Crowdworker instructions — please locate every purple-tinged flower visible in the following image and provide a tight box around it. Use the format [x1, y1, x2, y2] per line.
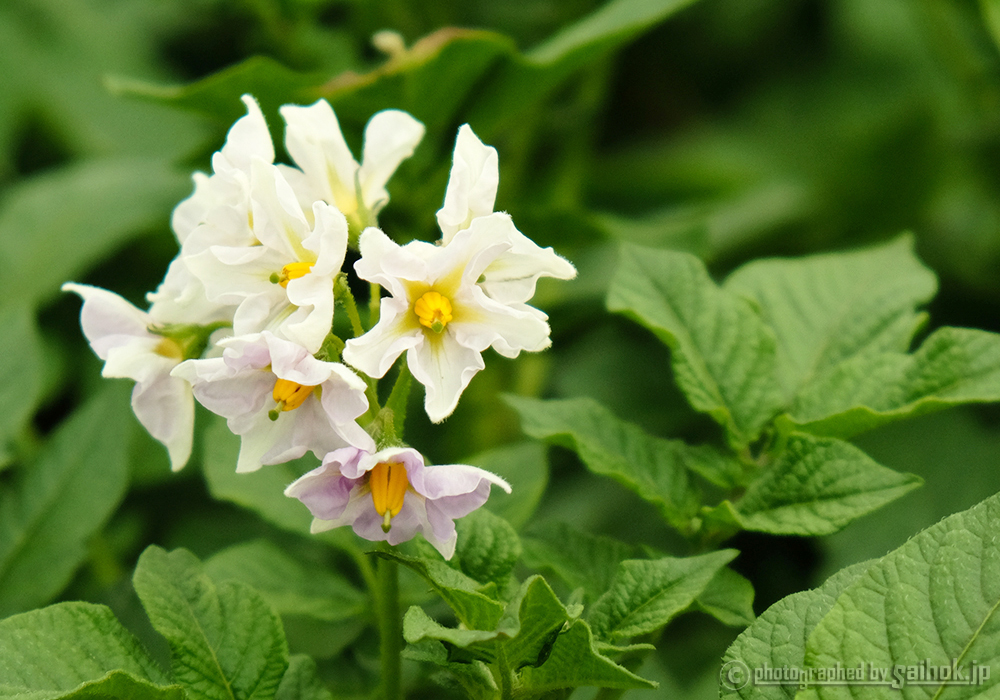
[285, 445, 510, 559]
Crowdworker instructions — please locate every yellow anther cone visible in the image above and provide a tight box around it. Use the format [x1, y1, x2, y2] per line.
[414, 291, 453, 332]
[370, 461, 409, 532]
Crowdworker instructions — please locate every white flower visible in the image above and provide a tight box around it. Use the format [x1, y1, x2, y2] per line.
[62, 283, 194, 471]
[171, 94, 274, 245]
[342, 222, 552, 422]
[437, 124, 576, 305]
[185, 160, 348, 353]
[279, 99, 424, 228]
[285, 445, 510, 559]
[172, 332, 374, 472]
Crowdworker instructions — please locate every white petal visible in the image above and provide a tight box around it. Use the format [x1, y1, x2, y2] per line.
[281, 99, 359, 214]
[437, 124, 498, 243]
[354, 227, 429, 298]
[342, 298, 422, 379]
[221, 95, 275, 173]
[451, 287, 552, 357]
[131, 373, 195, 471]
[62, 283, 150, 358]
[407, 332, 484, 423]
[249, 159, 311, 260]
[357, 110, 425, 214]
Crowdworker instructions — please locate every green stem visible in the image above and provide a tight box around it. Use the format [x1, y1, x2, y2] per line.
[375, 545, 403, 700]
[369, 282, 382, 327]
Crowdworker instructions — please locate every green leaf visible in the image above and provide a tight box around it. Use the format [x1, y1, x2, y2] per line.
[0, 386, 130, 617]
[507, 395, 731, 531]
[0, 158, 190, 309]
[801, 490, 1000, 698]
[0, 602, 173, 699]
[204, 540, 367, 622]
[719, 562, 872, 699]
[694, 567, 756, 628]
[981, 0, 1000, 54]
[274, 655, 333, 700]
[517, 619, 657, 692]
[724, 235, 937, 401]
[607, 244, 783, 448]
[588, 549, 737, 642]
[703, 433, 921, 537]
[453, 509, 522, 587]
[402, 605, 501, 650]
[466, 442, 549, 530]
[0, 305, 43, 461]
[132, 546, 289, 700]
[521, 522, 640, 602]
[375, 550, 505, 631]
[498, 576, 573, 671]
[787, 327, 1000, 438]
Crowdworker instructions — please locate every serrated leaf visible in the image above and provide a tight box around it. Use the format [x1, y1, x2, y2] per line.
[204, 540, 367, 622]
[274, 655, 333, 700]
[466, 442, 549, 530]
[724, 235, 937, 401]
[453, 509, 522, 587]
[787, 327, 1000, 438]
[703, 433, 921, 537]
[588, 549, 737, 642]
[132, 546, 288, 700]
[521, 522, 640, 602]
[498, 576, 572, 671]
[0, 159, 189, 309]
[402, 606, 501, 650]
[375, 551, 504, 631]
[0, 387, 130, 617]
[507, 395, 729, 531]
[798, 492, 1000, 699]
[0, 305, 42, 464]
[0, 602, 172, 700]
[720, 562, 873, 699]
[694, 567, 755, 628]
[518, 619, 657, 692]
[607, 244, 783, 448]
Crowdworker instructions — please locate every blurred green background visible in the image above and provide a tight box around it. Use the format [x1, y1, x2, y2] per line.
[5, 0, 1000, 696]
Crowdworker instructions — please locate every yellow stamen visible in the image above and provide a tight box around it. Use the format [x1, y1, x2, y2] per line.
[414, 291, 453, 333]
[370, 461, 409, 532]
[275, 262, 314, 288]
[269, 379, 316, 421]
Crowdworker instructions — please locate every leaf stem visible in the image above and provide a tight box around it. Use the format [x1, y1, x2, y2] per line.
[375, 543, 402, 700]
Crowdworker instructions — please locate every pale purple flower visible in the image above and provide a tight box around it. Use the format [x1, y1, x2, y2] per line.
[172, 332, 375, 472]
[62, 283, 194, 471]
[285, 445, 511, 559]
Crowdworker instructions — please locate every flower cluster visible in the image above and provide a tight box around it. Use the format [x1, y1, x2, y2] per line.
[65, 95, 572, 556]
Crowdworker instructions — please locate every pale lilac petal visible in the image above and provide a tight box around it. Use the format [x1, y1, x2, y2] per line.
[265, 333, 335, 386]
[437, 124, 498, 243]
[408, 462, 511, 499]
[285, 462, 357, 521]
[407, 332, 485, 423]
[357, 110, 425, 214]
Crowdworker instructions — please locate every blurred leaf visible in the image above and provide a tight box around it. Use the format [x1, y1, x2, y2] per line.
[588, 549, 737, 642]
[725, 235, 937, 402]
[204, 540, 367, 622]
[703, 434, 921, 537]
[133, 546, 288, 700]
[465, 441, 549, 530]
[719, 561, 872, 700]
[607, 244, 783, 448]
[0, 386, 130, 617]
[694, 567, 755, 628]
[0, 602, 176, 698]
[0, 304, 42, 461]
[453, 509, 522, 587]
[275, 655, 333, 700]
[0, 158, 189, 309]
[788, 327, 1000, 438]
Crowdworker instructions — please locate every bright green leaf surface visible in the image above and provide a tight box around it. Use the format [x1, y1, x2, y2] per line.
[402, 605, 501, 650]
[453, 509, 522, 587]
[607, 244, 783, 447]
[518, 619, 657, 692]
[725, 235, 936, 401]
[132, 546, 289, 700]
[274, 656, 333, 700]
[507, 395, 724, 530]
[801, 490, 1000, 698]
[694, 567, 756, 628]
[0, 158, 189, 309]
[588, 549, 737, 642]
[0, 305, 43, 459]
[705, 433, 921, 537]
[204, 540, 367, 622]
[0, 387, 130, 617]
[787, 327, 1000, 438]
[720, 562, 873, 699]
[0, 602, 172, 699]
[375, 551, 504, 631]
[498, 576, 572, 671]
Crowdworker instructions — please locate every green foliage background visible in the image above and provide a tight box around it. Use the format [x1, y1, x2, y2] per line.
[5, 0, 1000, 696]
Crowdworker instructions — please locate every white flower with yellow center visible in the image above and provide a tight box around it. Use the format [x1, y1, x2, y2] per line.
[173, 332, 374, 473]
[342, 222, 553, 423]
[278, 99, 425, 230]
[285, 446, 510, 559]
[437, 124, 576, 305]
[184, 159, 348, 354]
[62, 283, 196, 471]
